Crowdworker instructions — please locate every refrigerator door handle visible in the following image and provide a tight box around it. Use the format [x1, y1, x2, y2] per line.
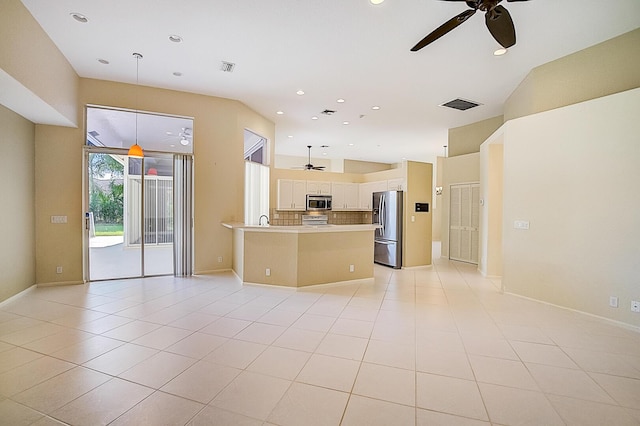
[375, 240, 394, 245]
[380, 194, 385, 236]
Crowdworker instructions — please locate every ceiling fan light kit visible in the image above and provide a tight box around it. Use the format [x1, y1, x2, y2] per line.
[300, 145, 326, 171]
[411, 0, 530, 52]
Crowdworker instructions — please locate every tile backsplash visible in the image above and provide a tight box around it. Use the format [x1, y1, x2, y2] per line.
[270, 209, 372, 226]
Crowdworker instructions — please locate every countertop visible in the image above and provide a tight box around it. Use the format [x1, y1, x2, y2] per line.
[221, 222, 380, 233]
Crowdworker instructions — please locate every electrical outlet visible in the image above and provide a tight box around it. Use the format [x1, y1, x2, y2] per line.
[631, 301, 640, 313]
[265, 268, 271, 277]
[349, 264, 355, 272]
[56, 266, 63, 274]
[609, 296, 619, 308]
[217, 256, 223, 263]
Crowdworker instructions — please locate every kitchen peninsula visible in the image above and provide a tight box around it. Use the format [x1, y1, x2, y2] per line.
[222, 223, 379, 287]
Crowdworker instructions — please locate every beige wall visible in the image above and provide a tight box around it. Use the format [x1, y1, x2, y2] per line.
[448, 116, 503, 157]
[0, 0, 78, 126]
[504, 29, 640, 122]
[343, 159, 392, 174]
[241, 230, 374, 287]
[31, 78, 274, 285]
[432, 156, 445, 241]
[479, 137, 503, 278]
[502, 88, 640, 327]
[35, 125, 84, 285]
[440, 153, 480, 258]
[361, 166, 403, 183]
[0, 105, 36, 301]
[403, 161, 433, 267]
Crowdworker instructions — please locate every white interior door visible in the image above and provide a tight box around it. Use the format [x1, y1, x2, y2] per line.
[449, 183, 480, 264]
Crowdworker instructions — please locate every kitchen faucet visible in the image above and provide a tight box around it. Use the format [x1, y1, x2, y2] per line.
[258, 214, 270, 226]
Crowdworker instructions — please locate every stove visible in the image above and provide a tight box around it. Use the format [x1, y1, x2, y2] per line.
[302, 215, 328, 226]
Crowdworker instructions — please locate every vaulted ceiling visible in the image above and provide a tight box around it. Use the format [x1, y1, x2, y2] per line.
[20, 0, 640, 163]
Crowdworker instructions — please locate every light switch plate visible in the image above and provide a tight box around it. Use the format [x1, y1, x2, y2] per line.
[514, 220, 530, 230]
[51, 215, 67, 224]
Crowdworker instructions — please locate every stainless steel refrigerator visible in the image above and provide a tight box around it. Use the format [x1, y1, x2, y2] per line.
[372, 190, 403, 268]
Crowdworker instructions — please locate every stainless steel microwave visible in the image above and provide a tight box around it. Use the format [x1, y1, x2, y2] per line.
[306, 194, 332, 211]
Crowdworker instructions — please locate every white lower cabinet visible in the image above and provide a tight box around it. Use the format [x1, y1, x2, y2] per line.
[277, 179, 307, 210]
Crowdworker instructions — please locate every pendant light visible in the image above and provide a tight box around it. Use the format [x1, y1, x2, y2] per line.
[128, 52, 144, 158]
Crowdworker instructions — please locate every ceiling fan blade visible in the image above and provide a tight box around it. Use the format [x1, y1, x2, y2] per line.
[485, 5, 516, 48]
[411, 9, 476, 52]
[506, 0, 530, 2]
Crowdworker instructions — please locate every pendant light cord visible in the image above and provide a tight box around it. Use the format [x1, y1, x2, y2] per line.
[133, 53, 143, 146]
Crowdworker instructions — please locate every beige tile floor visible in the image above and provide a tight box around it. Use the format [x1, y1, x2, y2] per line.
[1, 246, 640, 425]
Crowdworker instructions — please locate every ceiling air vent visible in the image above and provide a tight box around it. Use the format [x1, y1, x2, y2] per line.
[321, 109, 336, 115]
[440, 98, 482, 111]
[220, 61, 236, 73]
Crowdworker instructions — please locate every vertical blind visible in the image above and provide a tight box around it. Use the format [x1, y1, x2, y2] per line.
[244, 161, 270, 225]
[174, 154, 193, 276]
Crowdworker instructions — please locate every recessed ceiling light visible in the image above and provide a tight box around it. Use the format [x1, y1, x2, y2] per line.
[343, 121, 350, 125]
[166, 131, 173, 135]
[372, 106, 381, 110]
[170, 144, 176, 147]
[288, 135, 293, 138]
[276, 111, 284, 115]
[494, 48, 508, 56]
[312, 116, 319, 120]
[180, 137, 189, 146]
[370, 0, 385, 4]
[296, 90, 305, 95]
[337, 98, 345, 103]
[70, 13, 88, 23]
[322, 152, 327, 156]
[97, 59, 109, 65]
[169, 34, 183, 43]
[348, 143, 354, 146]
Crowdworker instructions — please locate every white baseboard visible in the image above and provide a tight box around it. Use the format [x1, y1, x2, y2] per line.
[0, 284, 37, 307]
[37, 280, 84, 287]
[505, 291, 640, 334]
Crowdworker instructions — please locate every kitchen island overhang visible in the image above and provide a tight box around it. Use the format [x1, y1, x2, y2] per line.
[222, 223, 380, 288]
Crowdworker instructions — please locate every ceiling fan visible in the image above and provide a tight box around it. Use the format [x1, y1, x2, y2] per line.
[411, 0, 530, 52]
[161, 127, 192, 146]
[296, 145, 326, 171]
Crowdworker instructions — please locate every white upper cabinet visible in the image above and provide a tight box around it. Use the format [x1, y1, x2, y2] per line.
[306, 181, 331, 195]
[277, 179, 307, 210]
[387, 178, 406, 191]
[344, 183, 360, 210]
[359, 181, 387, 210]
[331, 182, 360, 211]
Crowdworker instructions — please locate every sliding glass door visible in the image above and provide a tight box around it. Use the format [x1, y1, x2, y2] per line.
[87, 152, 175, 280]
[85, 106, 194, 281]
